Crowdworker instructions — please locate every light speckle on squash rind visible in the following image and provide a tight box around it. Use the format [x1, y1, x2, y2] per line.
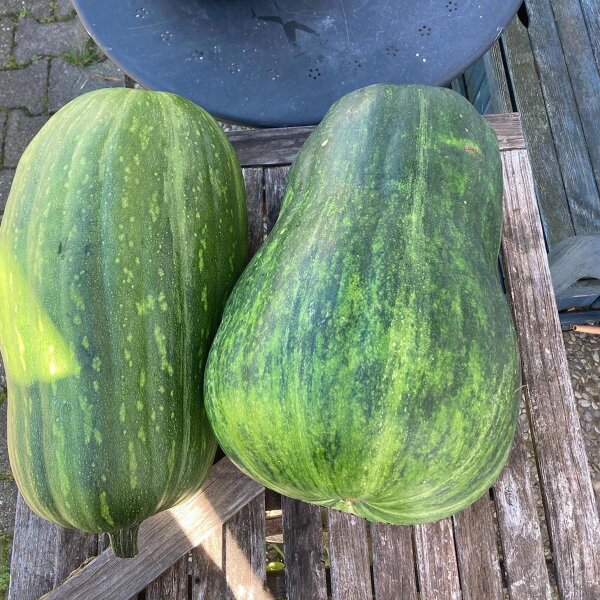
[0, 88, 247, 534]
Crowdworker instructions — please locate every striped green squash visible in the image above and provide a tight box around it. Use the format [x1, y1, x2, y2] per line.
[0, 88, 247, 557]
[205, 84, 520, 524]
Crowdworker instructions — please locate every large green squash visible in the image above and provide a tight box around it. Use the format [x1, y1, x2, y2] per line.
[0, 88, 247, 556]
[205, 84, 520, 524]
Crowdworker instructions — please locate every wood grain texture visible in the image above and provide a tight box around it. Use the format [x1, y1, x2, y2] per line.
[191, 528, 226, 600]
[264, 166, 288, 235]
[485, 113, 526, 150]
[371, 524, 417, 600]
[452, 494, 504, 600]
[522, 0, 600, 234]
[228, 115, 524, 168]
[501, 17, 575, 247]
[225, 493, 270, 600]
[229, 126, 314, 167]
[501, 149, 600, 599]
[52, 528, 98, 589]
[9, 496, 61, 600]
[493, 434, 552, 600]
[545, 0, 600, 194]
[41, 459, 264, 600]
[579, 0, 600, 72]
[243, 168, 265, 258]
[145, 555, 189, 600]
[282, 497, 327, 600]
[8, 494, 97, 600]
[414, 519, 461, 600]
[327, 510, 372, 600]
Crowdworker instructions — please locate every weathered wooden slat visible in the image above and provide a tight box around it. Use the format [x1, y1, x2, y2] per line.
[228, 115, 525, 168]
[282, 497, 327, 600]
[97, 533, 110, 554]
[264, 166, 288, 235]
[8, 496, 61, 600]
[414, 519, 461, 600]
[500, 149, 600, 598]
[145, 555, 189, 600]
[452, 494, 504, 600]
[578, 0, 600, 72]
[52, 528, 99, 588]
[243, 168, 265, 257]
[493, 434, 552, 600]
[483, 114, 525, 150]
[225, 493, 270, 600]
[546, 0, 600, 193]
[229, 126, 313, 168]
[191, 528, 226, 600]
[41, 459, 264, 600]
[328, 511, 372, 600]
[371, 524, 418, 600]
[483, 41, 514, 114]
[523, 0, 600, 234]
[8, 495, 97, 600]
[501, 17, 575, 247]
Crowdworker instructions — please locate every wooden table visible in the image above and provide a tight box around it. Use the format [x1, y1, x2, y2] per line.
[8, 114, 600, 600]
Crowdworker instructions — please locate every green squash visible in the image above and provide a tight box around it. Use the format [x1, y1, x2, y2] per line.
[204, 84, 520, 524]
[0, 88, 248, 556]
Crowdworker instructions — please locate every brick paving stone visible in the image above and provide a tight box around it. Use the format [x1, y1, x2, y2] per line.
[4, 110, 47, 168]
[0, 481, 17, 536]
[0, 0, 52, 19]
[0, 0, 24, 17]
[49, 57, 125, 111]
[55, 0, 76, 17]
[0, 17, 12, 69]
[0, 59, 47, 113]
[14, 16, 88, 64]
[0, 402, 9, 476]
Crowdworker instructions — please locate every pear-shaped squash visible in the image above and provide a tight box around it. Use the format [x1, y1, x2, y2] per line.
[205, 84, 519, 524]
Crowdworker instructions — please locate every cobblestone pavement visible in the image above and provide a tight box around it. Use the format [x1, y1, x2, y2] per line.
[0, 3, 598, 597]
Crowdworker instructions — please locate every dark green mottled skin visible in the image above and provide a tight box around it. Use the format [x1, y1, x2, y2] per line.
[0, 89, 247, 555]
[205, 85, 520, 524]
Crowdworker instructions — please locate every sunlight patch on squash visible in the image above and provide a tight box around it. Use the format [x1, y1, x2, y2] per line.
[0, 252, 80, 383]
